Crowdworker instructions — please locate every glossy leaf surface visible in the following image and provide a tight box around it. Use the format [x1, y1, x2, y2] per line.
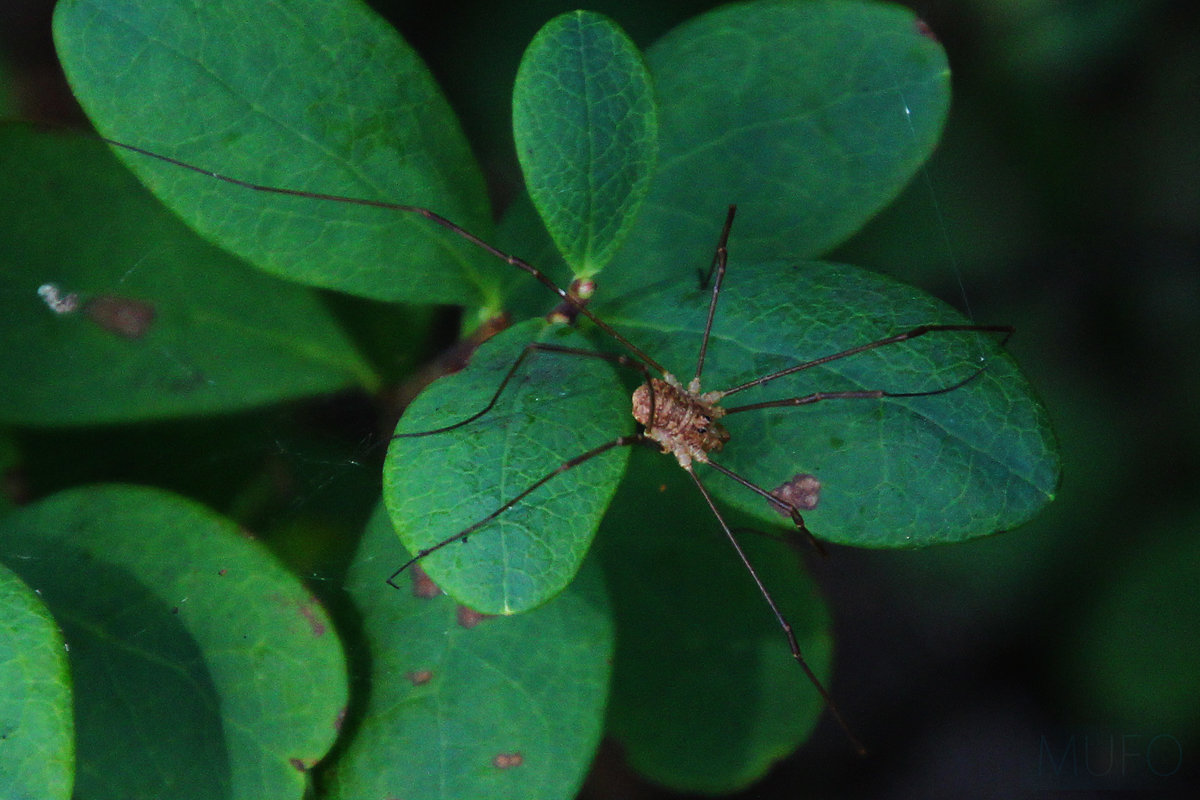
[52, 0, 494, 305]
[384, 319, 630, 614]
[514, 11, 658, 275]
[0, 563, 73, 800]
[603, 0, 952, 295]
[0, 485, 347, 800]
[325, 504, 612, 800]
[600, 260, 1059, 546]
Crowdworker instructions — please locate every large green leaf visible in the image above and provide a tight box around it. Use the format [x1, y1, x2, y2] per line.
[384, 319, 630, 614]
[599, 259, 1059, 546]
[52, 0, 495, 306]
[598, 447, 834, 792]
[513, 11, 658, 276]
[0, 124, 376, 425]
[0, 485, 348, 800]
[602, 0, 952, 296]
[0, 563, 73, 800]
[325, 503, 612, 800]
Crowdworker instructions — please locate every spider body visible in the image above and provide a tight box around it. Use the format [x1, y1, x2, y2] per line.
[632, 375, 730, 468]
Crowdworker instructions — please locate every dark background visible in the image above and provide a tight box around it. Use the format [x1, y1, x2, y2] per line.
[4, 0, 1198, 797]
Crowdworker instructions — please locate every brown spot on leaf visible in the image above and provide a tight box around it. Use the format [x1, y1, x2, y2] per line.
[410, 564, 443, 599]
[456, 605, 493, 629]
[335, 706, 346, 730]
[288, 757, 314, 772]
[217, 568, 228, 576]
[406, 669, 433, 686]
[83, 294, 156, 339]
[771, 474, 822, 515]
[298, 598, 326, 636]
[914, 18, 938, 41]
[493, 752, 523, 769]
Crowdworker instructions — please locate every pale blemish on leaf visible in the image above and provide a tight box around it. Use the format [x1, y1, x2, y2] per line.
[770, 474, 822, 514]
[492, 752, 523, 769]
[406, 669, 433, 686]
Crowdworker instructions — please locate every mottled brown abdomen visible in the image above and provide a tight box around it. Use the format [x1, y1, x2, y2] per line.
[631, 376, 730, 467]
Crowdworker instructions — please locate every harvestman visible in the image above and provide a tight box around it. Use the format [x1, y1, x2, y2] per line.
[103, 139, 1011, 752]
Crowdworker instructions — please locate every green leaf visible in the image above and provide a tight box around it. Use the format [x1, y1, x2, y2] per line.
[0, 563, 73, 800]
[325, 504, 613, 800]
[598, 448, 833, 792]
[0, 485, 348, 800]
[0, 124, 377, 425]
[603, 0, 952, 295]
[513, 11, 658, 276]
[52, 0, 495, 306]
[383, 319, 630, 614]
[599, 259, 1059, 547]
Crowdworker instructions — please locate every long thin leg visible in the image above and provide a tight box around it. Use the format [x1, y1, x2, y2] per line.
[102, 138, 666, 374]
[692, 205, 737, 385]
[702, 459, 825, 555]
[719, 323, 1013, 398]
[386, 434, 645, 588]
[394, 342, 650, 437]
[724, 364, 988, 416]
[683, 465, 867, 756]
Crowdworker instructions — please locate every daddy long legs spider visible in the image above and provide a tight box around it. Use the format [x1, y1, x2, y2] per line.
[97, 136, 1042, 755]
[382, 204, 1013, 754]
[40, 1, 1063, 786]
